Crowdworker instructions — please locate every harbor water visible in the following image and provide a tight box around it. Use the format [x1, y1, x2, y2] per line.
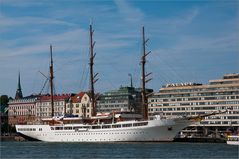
[1, 141, 238, 159]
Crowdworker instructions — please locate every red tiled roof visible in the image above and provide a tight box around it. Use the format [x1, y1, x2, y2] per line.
[38, 94, 71, 101]
[71, 92, 86, 103]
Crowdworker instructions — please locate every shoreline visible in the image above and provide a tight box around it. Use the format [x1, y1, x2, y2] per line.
[1, 135, 25, 142]
[173, 137, 226, 143]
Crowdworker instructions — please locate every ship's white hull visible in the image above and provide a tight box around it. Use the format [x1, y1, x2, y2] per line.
[16, 119, 193, 142]
[227, 141, 239, 145]
[227, 135, 239, 145]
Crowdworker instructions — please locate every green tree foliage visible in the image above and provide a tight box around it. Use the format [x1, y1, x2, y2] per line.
[0, 95, 9, 106]
[1, 95, 9, 114]
[0, 95, 12, 135]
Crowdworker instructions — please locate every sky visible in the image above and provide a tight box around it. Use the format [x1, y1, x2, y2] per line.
[0, 0, 238, 98]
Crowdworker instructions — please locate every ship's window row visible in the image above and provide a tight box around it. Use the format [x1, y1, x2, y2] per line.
[50, 122, 148, 131]
[54, 131, 145, 136]
[18, 128, 36, 131]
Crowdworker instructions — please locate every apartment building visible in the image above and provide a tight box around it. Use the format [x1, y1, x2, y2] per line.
[8, 95, 38, 125]
[148, 74, 239, 137]
[35, 94, 71, 120]
[65, 92, 93, 118]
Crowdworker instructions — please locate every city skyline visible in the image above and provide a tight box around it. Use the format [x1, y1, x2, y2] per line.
[0, 0, 238, 97]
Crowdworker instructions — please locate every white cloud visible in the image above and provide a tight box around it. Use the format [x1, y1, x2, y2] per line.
[0, 15, 76, 28]
[0, 28, 86, 58]
[114, 0, 144, 24]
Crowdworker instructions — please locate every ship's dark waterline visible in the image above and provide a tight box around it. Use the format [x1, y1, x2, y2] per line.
[1, 141, 238, 159]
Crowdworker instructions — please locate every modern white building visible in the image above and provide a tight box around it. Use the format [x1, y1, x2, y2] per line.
[148, 74, 239, 137]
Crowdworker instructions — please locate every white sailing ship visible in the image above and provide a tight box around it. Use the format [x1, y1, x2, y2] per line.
[16, 113, 195, 142]
[16, 25, 220, 142]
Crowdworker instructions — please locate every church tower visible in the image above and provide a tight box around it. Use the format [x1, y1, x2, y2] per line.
[15, 72, 23, 99]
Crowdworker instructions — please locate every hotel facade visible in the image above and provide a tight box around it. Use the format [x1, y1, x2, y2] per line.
[148, 74, 239, 137]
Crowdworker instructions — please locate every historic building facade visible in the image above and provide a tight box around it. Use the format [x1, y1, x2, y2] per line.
[65, 92, 93, 118]
[35, 94, 71, 120]
[8, 72, 38, 125]
[8, 95, 37, 125]
[148, 74, 239, 137]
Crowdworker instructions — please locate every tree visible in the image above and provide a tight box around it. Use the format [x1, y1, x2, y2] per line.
[1, 95, 10, 135]
[0, 95, 9, 106]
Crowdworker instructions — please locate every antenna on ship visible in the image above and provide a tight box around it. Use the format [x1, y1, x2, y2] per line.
[89, 24, 99, 117]
[50, 45, 55, 117]
[141, 26, 152, 120]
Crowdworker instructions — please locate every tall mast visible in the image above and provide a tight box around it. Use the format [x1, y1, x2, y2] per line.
[89, 24, 98, 117]
[141, 26, 151, 120]
[50, 45, 54, 117]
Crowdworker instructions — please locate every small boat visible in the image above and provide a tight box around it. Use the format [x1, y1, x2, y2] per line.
[227, 135, 239, 145]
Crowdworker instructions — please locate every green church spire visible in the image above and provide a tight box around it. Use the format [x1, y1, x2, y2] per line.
[15, 72, 23, 99]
